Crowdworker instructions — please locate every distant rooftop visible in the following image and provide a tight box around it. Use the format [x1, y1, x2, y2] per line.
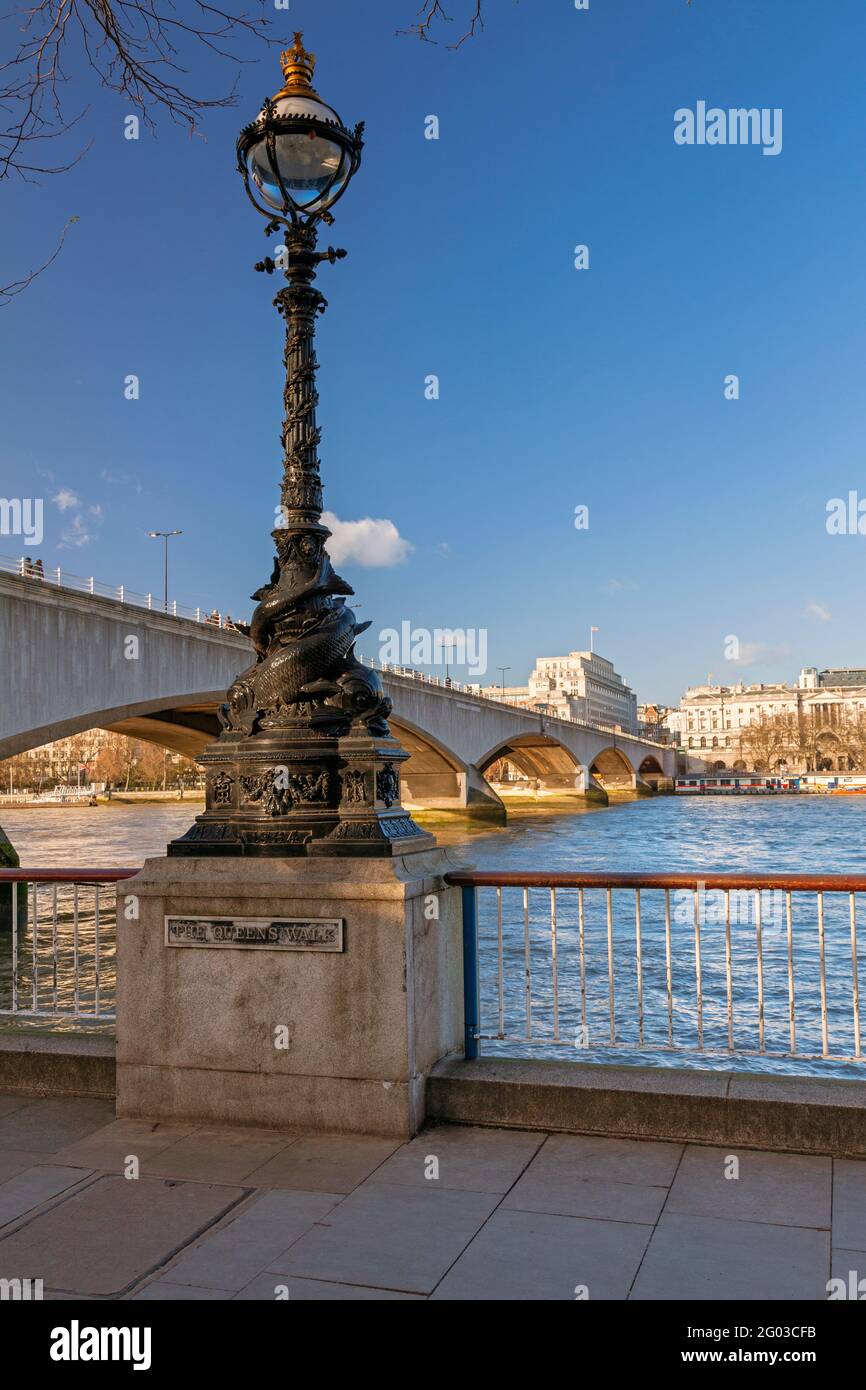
[818, 669, 866, 688]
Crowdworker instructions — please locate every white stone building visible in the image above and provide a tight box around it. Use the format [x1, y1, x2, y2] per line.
[669, 667, 866, 772]
[482, 650, 638, 733]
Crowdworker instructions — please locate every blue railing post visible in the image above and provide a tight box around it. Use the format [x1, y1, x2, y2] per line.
[461, 884, 479, 1060]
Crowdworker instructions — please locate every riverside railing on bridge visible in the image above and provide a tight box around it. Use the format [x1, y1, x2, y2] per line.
[3, 867, 866, 1076]
[0, 552, 247, 631]
[2, 551, 668, 747]
[365, 658, 669, 747]
[445, 870, 866, 1072]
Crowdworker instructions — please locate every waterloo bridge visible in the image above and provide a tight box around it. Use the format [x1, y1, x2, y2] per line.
[0, 565, 677, 818]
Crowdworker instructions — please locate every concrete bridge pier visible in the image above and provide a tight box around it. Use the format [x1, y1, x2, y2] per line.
[575, 764, 609, 805]
[400, 764, 506, 824]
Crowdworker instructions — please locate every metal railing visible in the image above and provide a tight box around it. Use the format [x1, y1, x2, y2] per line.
[2, 863, 863, 1072]
[366, 659, 668, 748]
[2, 552, 665, 748]
[446, 871, 866, 1068]
[0, 869, 138, 1023]
[0, 552, 247, 632]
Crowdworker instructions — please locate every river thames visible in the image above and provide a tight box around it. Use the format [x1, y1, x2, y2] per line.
[3, 796, 866, 1079]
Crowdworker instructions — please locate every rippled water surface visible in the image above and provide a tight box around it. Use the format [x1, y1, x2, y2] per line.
[2, 797, 866, 1078]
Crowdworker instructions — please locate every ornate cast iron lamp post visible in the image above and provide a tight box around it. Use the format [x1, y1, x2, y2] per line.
[170, 35, 434, 858]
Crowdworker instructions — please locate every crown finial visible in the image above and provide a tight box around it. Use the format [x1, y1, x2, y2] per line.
[279, 32, 316, 92]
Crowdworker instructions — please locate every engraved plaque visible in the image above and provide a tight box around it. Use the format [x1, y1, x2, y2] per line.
[165, 915, 343, 952]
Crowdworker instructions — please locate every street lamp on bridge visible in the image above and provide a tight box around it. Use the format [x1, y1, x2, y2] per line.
[170, 34, 433, 857]
[147, 529, 182, 613]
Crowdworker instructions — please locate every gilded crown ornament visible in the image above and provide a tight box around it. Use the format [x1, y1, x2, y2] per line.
[278, 33, 316, 92]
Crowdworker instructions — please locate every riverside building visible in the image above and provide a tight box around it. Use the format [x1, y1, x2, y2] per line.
[483, 650, 638, 733]
[670, 668, 866, 773]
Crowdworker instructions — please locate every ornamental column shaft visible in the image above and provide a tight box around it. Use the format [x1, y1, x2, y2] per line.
[169, 35, 434, 858]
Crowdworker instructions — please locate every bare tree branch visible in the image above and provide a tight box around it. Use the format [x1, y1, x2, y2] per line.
[0, 0, 276, 183]
[397, 1, 694, 47]
[1, 213, 79, 304]
[396, 0, 483, 48]
[0, 0, 276, 299]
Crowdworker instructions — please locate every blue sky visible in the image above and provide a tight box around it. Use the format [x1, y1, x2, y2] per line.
[3, 0, 866, 704]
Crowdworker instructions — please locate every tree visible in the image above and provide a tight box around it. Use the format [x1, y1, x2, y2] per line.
[737, 712, 799, 773]
[2, 0, 275, 301]
[397, 0, 484, 47]
[842, 711, 866, 771]
[396, 1, 694, 45]
[94, 735, 139, 789]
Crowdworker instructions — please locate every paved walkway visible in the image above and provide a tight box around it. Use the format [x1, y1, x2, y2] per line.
[0, 1093, 862, 1300]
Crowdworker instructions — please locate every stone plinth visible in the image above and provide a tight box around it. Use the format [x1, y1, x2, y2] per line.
[115, 851, 466, 1138]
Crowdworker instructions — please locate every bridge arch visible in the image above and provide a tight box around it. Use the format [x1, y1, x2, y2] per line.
[589, 745, 635, 790]
[637, 753, 667, 788]
[3, 689, 510, 822]
[387, 714, 467, 799]
[477, 733, 581, 792]
[0, 692, 227, 762]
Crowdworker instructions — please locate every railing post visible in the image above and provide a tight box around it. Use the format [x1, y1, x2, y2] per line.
[461, 884, 479, 1061]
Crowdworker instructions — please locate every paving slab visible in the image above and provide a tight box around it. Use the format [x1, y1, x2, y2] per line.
[235, 1273, 423, 1300]
[53, 1118, 200, 1172]
[0, 1095, 29, 1119]
[276, 1182, 500, 1294]
[432, 1208, 652, 1300]
[829, 1248, 866, 1297]
[143, 1128, 297, 1184]
[504, 1171, 668, 1224]
[0, 1096, 114, 1153]
[666, 1145, 831, 1228]
[0, 1165, 93, 1229]
[0, 1174, 244, 1296]
[161, 1189, 342, 1292]
[0, 1149, 48, 1183]
[132, 1281, 229, 1301]
[518, 1132, 682, 1186]
[832, 1159, 866, 1250]
[631, 1213, 830, 1300]
[245, 1134, 400, 1193]
[364, 1124, 544, 1193]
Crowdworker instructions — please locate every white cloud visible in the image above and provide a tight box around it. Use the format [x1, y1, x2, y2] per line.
[52, 488, 104, 549]
[805, 601, 831, 622]
[727, 641, 791, 668]
[101, 469, 143, 494]
[52, 488, 80, 512]
[601, 578, 637, 594]
[60, 514, 95, 548]
[322, 511, 413, 567]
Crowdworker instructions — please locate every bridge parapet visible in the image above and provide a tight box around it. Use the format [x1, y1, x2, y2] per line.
[0, 552, 248, 632]
[0, 568, 678, 810]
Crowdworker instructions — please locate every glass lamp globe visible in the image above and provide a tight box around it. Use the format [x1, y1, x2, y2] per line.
[240, 34, 360, 222]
